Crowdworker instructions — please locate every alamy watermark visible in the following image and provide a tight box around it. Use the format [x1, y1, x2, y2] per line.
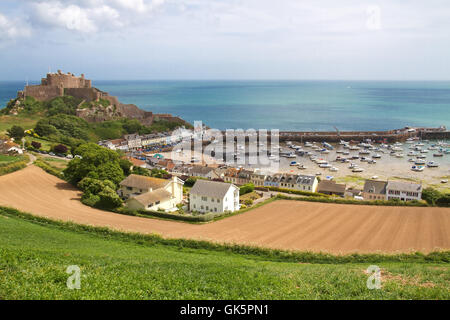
[170, 121, 280, 173]
[366, 265, 382, 289]
[66, 265, 81, 290]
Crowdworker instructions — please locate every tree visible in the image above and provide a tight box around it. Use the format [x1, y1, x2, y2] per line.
[7, 125, 25, 140]
[119, 158, 133, 176]
[422, 187, 442, 206]
[31, 141, 42, 149]
[64, 143, 124, 185]
[78, 177, 122, 210]
[132, 166, 150, 176]
[53, 144, 68, 154]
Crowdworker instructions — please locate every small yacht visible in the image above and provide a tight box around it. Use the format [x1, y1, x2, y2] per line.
[411, 165, 424, 172]
[414, 159, 426, 165]
[286, 153, 297, 159]
[395, 153, 404, 158]
[349, 146, 360, 151]
[433, 153, 444, 157]
[420, 149, 429, 153]
[372, 154, 382, 159]
[349, 163, 358, 169]
[319, 163, 332, 168]
[290, 161, 298, 166]
[330, 167, 339, 172]
[360, 157, 369, 162]
[368, 159, 377, 164]
[304, 142, 313, 147]
[416, 154, 426, 159]
[298, 164, 308, 170]
[359, 150, 371, 155]
[427, 161, 439, 168]
[408, 158, 415, 162]
[352, 167, 364, 173]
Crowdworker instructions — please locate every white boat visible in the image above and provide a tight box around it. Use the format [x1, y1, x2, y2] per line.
[319, 163, 332, 168]
[359, 150, 371, 155]
[407, 151, 417, 156]
[408, 158, 415, 162]
[368, 159, 377, 164]
[352, 168, 364, 173]
[286, 153, 297, 158]
[330, 167, 339, 172]
[414, 159, 426, 165]
[411, 165, 424, 172]
[372, 154, 382, 159]
[433, 153, 444, 157]
[343, 151, 350, 155]
[360, 157, 369, 162]
[441, 180, 448, 184]
[395, 153, 404, 158]
[304, 142, 313, 147]
[416, 154, 426, 159]
[420, 149, 429, 153]
[298, 164, 308, 170]
[320, 149, 330, 154]
[349, 146, 360, 151]
[427, 161, 439, 168]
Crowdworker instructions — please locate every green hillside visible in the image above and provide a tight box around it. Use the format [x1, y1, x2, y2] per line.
[0, 208, 448, 300]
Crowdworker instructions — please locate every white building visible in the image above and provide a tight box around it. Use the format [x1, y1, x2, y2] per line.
[189, 180, 240, 214]
[386, 181, 422, 201]
[118, 174, 184, 212]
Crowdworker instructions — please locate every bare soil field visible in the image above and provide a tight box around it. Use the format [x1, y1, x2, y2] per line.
[0, 166, 448, 254]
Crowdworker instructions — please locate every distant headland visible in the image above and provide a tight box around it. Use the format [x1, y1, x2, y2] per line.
[10, 70, 188, 127]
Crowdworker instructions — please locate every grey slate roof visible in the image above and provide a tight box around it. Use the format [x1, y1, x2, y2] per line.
[363, 180, 388, 194]
[295, 175, 316, 186]
[387, 181, 422, 192]
[190, 180, 236, 198]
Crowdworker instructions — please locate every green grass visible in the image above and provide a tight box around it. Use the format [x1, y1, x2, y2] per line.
[0, 207, 448, 300]
[0, 115, 41, 134]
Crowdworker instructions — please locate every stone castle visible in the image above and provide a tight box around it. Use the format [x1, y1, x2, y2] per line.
[17, 70, 120, 106]
[15, 70, 188, 126]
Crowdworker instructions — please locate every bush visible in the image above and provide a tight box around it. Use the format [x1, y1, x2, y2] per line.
[436, 194, 450, 207]
[53, 144, 68, 154]
[0, 160, 27, 176]
[7, 125, 25, 140]
[239, 183, 255, 196]
[31, 141, 42, 149]
[78, 178, 122, 210]
[184, 177, 197, 187]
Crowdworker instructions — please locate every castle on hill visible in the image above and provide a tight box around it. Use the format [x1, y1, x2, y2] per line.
[17, 70, 119, 106]
[15, 70, 188, 127]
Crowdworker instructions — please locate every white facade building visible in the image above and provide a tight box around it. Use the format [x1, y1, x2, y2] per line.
[189, 180, 240, 214]
[386, 181, 422, 201]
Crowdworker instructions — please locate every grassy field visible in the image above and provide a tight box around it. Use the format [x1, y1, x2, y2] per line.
[0, 115, 41, 134]
[0, 208, 448, 300]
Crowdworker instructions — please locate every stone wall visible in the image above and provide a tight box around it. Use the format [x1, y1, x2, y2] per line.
[64, 88, 100, 102]
[23, 85, 63, 101]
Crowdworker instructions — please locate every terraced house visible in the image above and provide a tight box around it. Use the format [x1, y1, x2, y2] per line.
[118, 174, 184, 212]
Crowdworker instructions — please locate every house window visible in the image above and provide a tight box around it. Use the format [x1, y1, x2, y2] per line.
[202, 196, 207, 201]
[148, 203, 153, 208]
[127, 187, 132, 191]
[206, 206, 209, 211]
[214, 208, 217, 212]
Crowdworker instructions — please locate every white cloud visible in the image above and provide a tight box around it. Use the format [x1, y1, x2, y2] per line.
[0, 12, 31, 40]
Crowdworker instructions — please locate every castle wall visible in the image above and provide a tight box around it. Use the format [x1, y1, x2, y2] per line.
[45, 72, 91, 88]
[24, 85, 63, 101]
[64, 88, 100, 102]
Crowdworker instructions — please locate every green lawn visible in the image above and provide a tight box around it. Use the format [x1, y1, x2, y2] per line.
[0, 209, 448, 300]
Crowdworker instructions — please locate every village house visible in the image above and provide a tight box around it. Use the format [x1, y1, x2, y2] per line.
[223, 168, 239, 184]
[362, 180, 388, 201]
[118, 174, 184, 212]
[189, 180, 240, 214]
[236, 169, 253, 185]
[126, 157, 147, 169]
[124, 134, 142, 150]
[294, 175, 318, 192]
[189, 166, 220, 179]
[317, 180, 346, 197]
[386, 181, 422, 201]
[249, 172, 266, 187]
[156, 159, 176, 171]
[264, 174, 281, 188]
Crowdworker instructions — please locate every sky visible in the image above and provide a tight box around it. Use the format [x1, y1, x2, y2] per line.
[0, 0, 449, 80]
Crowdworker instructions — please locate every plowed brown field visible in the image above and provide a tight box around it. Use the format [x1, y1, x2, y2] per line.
[0, 166, 448, 254]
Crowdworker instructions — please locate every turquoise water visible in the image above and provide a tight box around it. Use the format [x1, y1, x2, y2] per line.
[1, 80, 449, 131]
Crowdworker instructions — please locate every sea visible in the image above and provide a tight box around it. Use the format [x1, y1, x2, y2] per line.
[1, 80, 449, 131]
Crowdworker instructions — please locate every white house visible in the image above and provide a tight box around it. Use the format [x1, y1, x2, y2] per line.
[386, 181, 422, 201]
[189, 180, 240, 214]
[118, 174, 184, 212]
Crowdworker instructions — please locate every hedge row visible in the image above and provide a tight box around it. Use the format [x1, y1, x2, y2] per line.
[0, 160, 27, 176]
[33, 159, 64, 179]
[255, 186, 330, 198]
[276, 194, 429, 207]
